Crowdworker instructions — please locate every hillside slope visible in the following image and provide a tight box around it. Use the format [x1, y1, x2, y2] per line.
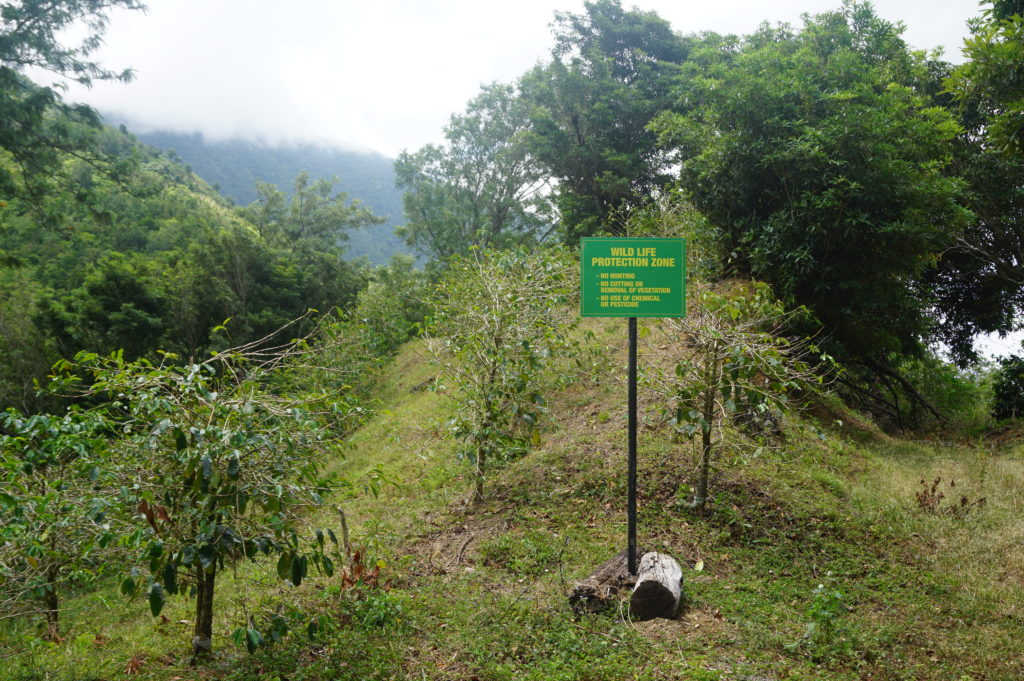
[121, 127, 409, 265]
[4, 322, 1023, 680]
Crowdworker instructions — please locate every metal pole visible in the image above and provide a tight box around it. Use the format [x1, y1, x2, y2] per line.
[627, 317, 638, 575]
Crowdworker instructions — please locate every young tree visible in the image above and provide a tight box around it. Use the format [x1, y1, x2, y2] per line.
[653, 282, 821, 515]
[0, 407, 117, 640]
[427, 247, 576, 500]
[65, 344, 339, 661]
[395, 83, 551, 263]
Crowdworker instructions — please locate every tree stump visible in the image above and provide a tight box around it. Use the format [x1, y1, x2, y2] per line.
[629, 552, 683, 620]
[569, 548, 643, 613]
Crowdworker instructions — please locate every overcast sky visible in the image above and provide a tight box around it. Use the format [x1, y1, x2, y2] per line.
[51, 0, 981, 157]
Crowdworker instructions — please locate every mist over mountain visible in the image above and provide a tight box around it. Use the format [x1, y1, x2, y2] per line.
[118, 125, 409, 264]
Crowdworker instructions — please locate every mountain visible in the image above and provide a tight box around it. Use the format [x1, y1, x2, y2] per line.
[121, 127, 409, 265]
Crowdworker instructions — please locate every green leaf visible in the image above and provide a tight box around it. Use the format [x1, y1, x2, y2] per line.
[162, 562, 178, 595]
[277, 552, 291, 581]
[322, 555, 334, 577]
[198, 544, 215, 570]
[245, 627, 264, 653]
[149, 583, 165, 617]
[200, 455, 212, 493]
[174, 429, 187, 451]
[120, 576, 136, 597]
[227, 455, 240, 479]
[291, 554, 307, 586]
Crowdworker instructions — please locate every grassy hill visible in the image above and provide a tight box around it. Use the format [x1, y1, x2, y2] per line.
[3, 312, 1022, 681]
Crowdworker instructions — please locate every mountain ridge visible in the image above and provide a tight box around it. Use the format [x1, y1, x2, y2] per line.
[108, 121, 410, 265]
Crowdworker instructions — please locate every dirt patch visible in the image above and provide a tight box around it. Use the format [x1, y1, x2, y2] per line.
[405, 514, 510, 575]
[633, 603, 737, 641]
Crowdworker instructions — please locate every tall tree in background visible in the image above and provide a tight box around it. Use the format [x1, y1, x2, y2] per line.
[395, 83, 549, 263]
[653, 2, 970, 364]
[521, 0, 688, 242]
[926, 69, 1024, 365]
[241, 171, 381, 253]
[0, 0, 145, 217]
[947, 0, 1024, 157]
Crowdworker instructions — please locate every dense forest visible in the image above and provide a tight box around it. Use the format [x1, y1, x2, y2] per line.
[2, 1, 1024, 679]
[123, 129, 409, 264]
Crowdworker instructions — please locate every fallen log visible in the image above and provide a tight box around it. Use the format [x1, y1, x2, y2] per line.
[569, 548, 644, 613]
[629, 552, 683, 620]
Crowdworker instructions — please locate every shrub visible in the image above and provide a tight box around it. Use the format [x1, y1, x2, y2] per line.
[427, 247, 577, 499]
[992, 354, 1024, 420]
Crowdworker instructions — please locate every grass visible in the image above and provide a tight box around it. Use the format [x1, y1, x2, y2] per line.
[3, 327, 1024, 680]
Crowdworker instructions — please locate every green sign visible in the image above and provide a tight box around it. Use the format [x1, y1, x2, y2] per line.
[580, 238, 686, 317]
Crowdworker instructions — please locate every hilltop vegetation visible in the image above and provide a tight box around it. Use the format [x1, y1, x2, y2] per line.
[123, 130, 408, 264]
[2, 1, 1024, 680]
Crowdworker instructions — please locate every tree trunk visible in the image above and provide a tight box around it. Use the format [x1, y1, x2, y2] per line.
[693, 361, 719, 516]
[569, 547, 644, 613]
[474, 444, 486, 502]
[43, 563, 60, 642]
[630, 552, 683, 620]
[191, 563, 217, 662]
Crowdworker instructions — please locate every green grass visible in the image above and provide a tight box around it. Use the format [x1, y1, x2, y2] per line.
[4, 332, 1024, 680]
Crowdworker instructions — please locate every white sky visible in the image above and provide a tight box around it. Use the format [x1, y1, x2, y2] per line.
[49, 0, 982, 158]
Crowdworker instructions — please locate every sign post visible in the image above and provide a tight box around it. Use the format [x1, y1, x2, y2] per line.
[580, 238, 686, 575]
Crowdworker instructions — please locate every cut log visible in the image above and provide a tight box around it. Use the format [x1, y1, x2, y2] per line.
[569, 548, 644, 614]
[629, 552, 683, 620]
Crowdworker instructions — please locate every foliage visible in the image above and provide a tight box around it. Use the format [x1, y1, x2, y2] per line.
[349, 255, 428, 359]
[896, 354, 992, 432]
[240, 171, 381, 252]
[654, 281, 822, 515]
[59, 345, 342, 659]
[395, 83, 551, 263]
[521, 0, 688, 241]
[0, 126, 377, 405]
[992, 354, 1024, 420]
[130, 131, 408, 264]
[798, 579, 856, 663]
[0, 406, 117, 640]
[652, 2, 970, 362]
[947, 0, 1024, 157]
[426, 247, 577, 499]
[927, 54, 1024, 365]
[0, 0, 144, 212]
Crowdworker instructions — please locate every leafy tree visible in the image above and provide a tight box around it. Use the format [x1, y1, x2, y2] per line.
[395, 83, 550, 263]
[924, 100, 1024, 365]
[923, 37, 1024, 366]
[992, 353, 1024, 420]
[66, 346, 340, 660]
[0, 0, 145, 213]
[0, 406, 117, 640]
[427, 247, 577, 499]
[653, 2, 970, 363]
[349, 255, 427, 359]
[41, 252, 165, 359]
[521, 0, 688, 242]
[947, 1, 1024, 156]
[242, 171, 381, 253]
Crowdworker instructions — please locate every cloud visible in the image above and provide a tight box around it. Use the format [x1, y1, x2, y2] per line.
[55, 0, 978, 157]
